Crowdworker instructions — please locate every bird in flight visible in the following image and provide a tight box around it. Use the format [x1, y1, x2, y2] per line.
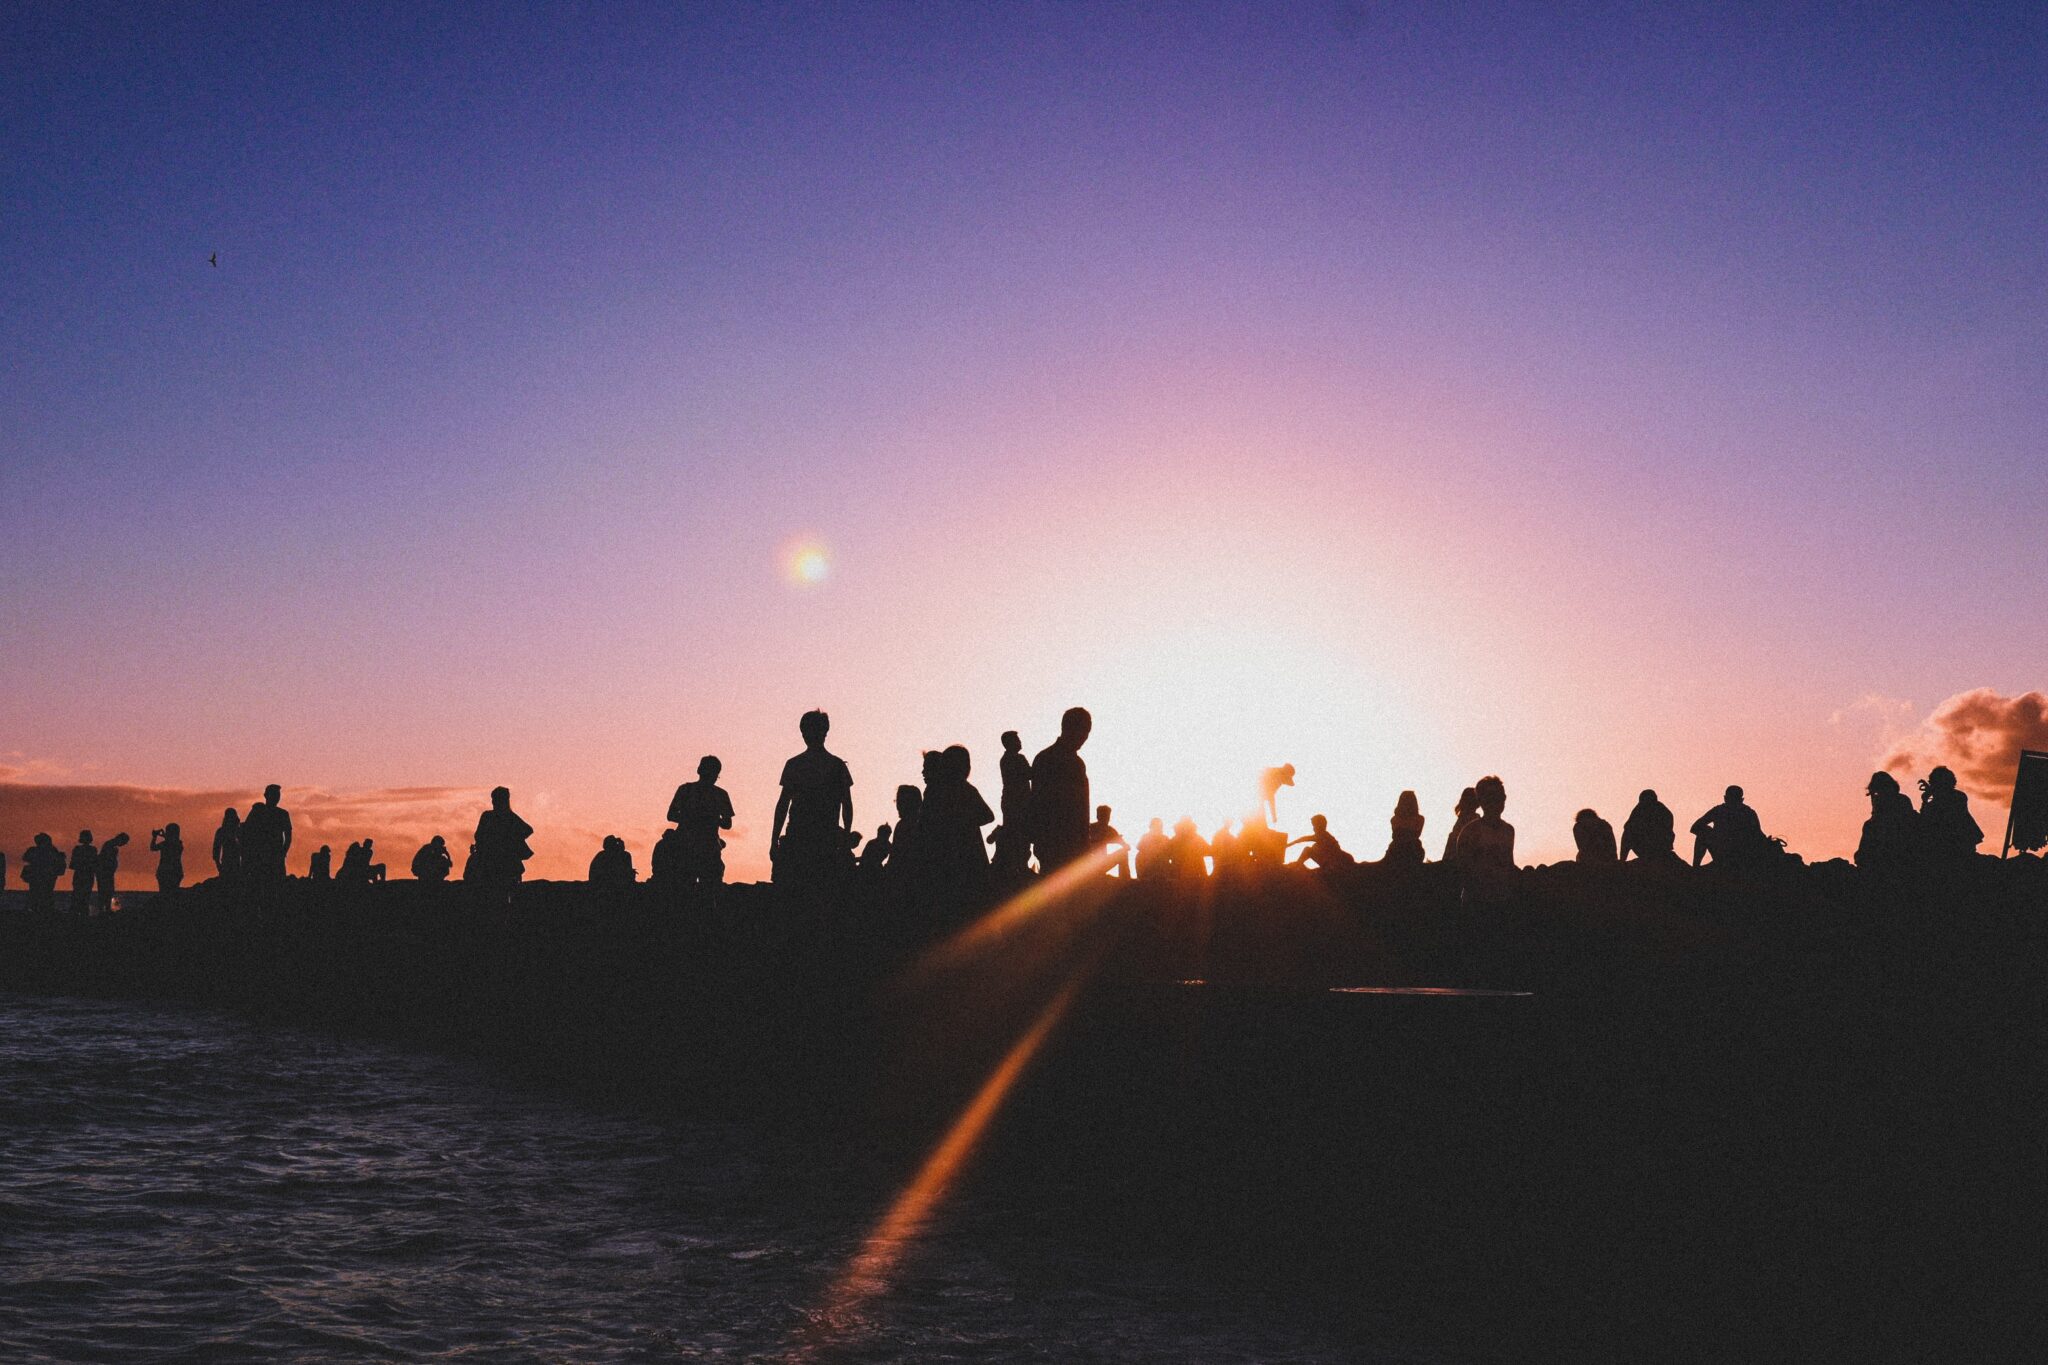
[208, 252, 217, 267]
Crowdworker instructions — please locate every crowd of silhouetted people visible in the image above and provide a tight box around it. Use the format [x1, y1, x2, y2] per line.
[4, 704, 2010, 917]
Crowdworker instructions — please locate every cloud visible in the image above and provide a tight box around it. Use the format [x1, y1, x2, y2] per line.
[1881, 688, 2048, 800]
[0, 779, 604, 886]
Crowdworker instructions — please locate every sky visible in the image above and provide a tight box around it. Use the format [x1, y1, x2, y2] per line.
[4, 2, 2046, 883]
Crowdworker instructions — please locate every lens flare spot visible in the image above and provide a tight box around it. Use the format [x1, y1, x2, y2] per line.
[782, 540, 831, 587]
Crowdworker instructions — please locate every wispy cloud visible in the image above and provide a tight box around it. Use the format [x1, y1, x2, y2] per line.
[1881, 688, 2048, 804]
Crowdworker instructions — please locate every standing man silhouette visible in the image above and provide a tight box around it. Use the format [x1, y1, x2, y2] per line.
[1029, 707, 1092, 873]
[21, 834, 66, 914]
[991, 730, 1033, 877]
[69, 831, 97, 914]
[241, 784, 293, 882]
[94, 833, 129, 914]
[772, 710, 853, 887]
[471, 787, 534, 900]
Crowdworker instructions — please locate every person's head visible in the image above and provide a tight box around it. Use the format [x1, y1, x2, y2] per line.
[222, 808, 238, 826]
[110, 832, 128, 847]
[1866, 772, 1900, 798]
[1474, 775, 1506, 817]
[1310, 813, 1328, 833]
[363, 838, 374, 851]
[1926, 765, 1957, 793]
[1454, 786, 1477, 818]
[264, 783, 281, 805]
[1575, 808, 1598, 826]
[895, 784, 922, 818]
[604, 835, 623, 852]
[799, 709, 830, 746]
[1638, 789, 1658, 806]
[318, 845, 330, 855]
[1096, 805, 1112, 822]
[921, 751, 942, 785]
[78, 830, 91, 843]
[491, 786, 511, 809]
[1001, 730, 1021, 753]
[430, 834, 444, 847]
[1148, 817, 1164, 834]
[943, 744, 971, 780]
[1279, 764, 1296, 783]
[164, 822, 180, 838]
[1214, 820, 1234, 837]
[1395, 790, 1420, 818]
[874, 822, 892, 842]
[1059, 706, 1092, 748]
[1174, 817, 1197, 837]
[34, 833, 52, 848]
[1725, 785, 1744, 804]
[697, 755, 721, 781]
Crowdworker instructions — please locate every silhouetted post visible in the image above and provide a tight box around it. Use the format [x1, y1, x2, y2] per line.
[68, 831, 96, 914]
[2006, 750, 2048, 857]
[150, 823, 185, 893]
[771, 711, 854, 890]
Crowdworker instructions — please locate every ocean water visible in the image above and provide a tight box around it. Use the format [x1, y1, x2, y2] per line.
[0, 993, 1373, 1363]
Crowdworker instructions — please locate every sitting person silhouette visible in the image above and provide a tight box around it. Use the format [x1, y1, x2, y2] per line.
[1133, 818, 1169, 880]
[588, 835, 637, 890]
[1691, 786, 1764, 868]
[1916, 765, 1983, 861]
[307, 845, 333, 882]
[1288, 814, 1354, 869]
[992, 730, 1033, 877]
[860, 823, 893, 872]
[1029, 707, 1093, 872]
[772, 711, 854, 888]
[1456, 776, 1516, 905]
[1166, 818, 1211, 883]
[471, 787, 534, 899]
[1258, 764, 1297, 824]
[1855, 772, 1919, 871]
[668, 756, 736, 887]
[69, 831, 97, 914]
[1442, 787, 1478, 863]
[1619, 790, 1677, 863]
[1385, 791, 1426, 865]
[21, 834, 67, 914]
[1573, 809, 1618, 864]
[150, 823, 185, 893]
[1088, 805, 1129, 877]
[411, 835, 454, 883]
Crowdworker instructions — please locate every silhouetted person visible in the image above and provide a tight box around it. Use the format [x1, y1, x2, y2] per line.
[860, 823, 894, 872]
[992, 730, 1033, 877]
[589, 835, 637, 890]
[1289, 814, 1354, 869]
[668, 756, 736, 887]
[69, 831, 97, 914]
[471, 786, 534, 899]
[1443, 787, 1478, 863]
[21, 834, 66, 914]
[1088, 805, 1129, 877]
[150, 823, 185, 893]
[240, 784, 293, 881]
[1134, 818, 1169, 880]
[1239, 812, 1286, 868]
[772, 710, 854, 888]
[337, 839, 385, 885]
[212, 808, 242, 883]
[1166, 818, 1210, 884]
[94, 832, 128, 914]
[308, 845, 332, 882]
[1691, 786, 1764, 868]
[1385, 791, 1426, 865]
[1855, 772, 1919, 871]
[1209, 821, 1240, 876]
[411, 835, 453, 883]
[1917, 765, 1983, 861]
[924, 744, 994, 897]
[1573, 809, 1617, 864]
[1619, 790, 1677, 863]
[1456, 776, 1516, 905]
[1029, 707, 1092, 872]
[1259, 764, 1296, 823]
[889, 784, 924, 880]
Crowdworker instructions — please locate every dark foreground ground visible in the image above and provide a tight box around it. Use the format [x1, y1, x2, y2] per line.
[4, 859, 2043, 1362]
